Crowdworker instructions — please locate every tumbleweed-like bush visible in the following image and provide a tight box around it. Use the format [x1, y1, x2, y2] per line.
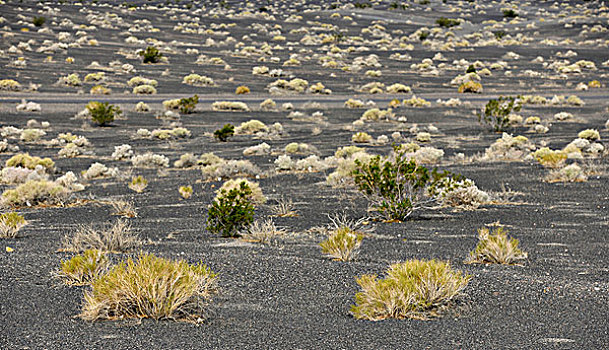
[352, 259, 470, 321]
[80, 253, 218, 322]
[466, 226, 527, 265]
[62, 219, 140, 253]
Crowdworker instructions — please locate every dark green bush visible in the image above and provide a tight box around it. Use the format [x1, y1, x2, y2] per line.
[214, 124, 235, 142]
[139, 46, 163, 64]
[32, 16, 46, 27]
[206, 181, 254, 237]
[493, 31, 506, 39]
[419, 31, 430, 41]
[436, 17, 460, 28]
[87, 101, 121, 126]
[466, 65, 476, 73]
[503, 9, 518, 18]
[179, 94, 199, 114]
[477, 96, 522, 132]
[352, 146, 431, 221]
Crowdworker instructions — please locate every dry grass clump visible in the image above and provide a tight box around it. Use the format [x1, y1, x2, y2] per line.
[466, 226, 527, 265]
[0, 212, 28, 238]
[62, 220, 140, 253]
[242, 219, 285, 244]
[80, 253, 218, 322]
[110, 200, 137, 218]
[352, 259, 470, 321]
[271, 196, 298, 217]
[319, 226, 363, 262]
[58, 249, 109, 286]
[545, 163, 588, 183]
[211, 101, 250, 112]
[1, 180, 69, 207]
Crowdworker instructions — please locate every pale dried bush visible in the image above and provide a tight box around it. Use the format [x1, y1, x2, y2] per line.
[62, 219, 140, 252]
[242, 219, 285, 244]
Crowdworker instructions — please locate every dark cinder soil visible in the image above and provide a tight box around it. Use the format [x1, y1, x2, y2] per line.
[0, 0, 608, 349]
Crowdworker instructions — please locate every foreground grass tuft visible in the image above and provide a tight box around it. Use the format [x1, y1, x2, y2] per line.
[81, 253, 217, 322]
[319, 226, 363, 261]
[466, 226, 527, 265]
[352, 259, 470, 321]
[58, 249, 109, 286]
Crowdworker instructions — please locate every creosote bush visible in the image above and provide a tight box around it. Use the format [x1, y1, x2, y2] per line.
[139, 46, 163, 64]
[466, 226, 527, 265]
[352, 259, 470, 321]
[87, 101, 121, 126]
[477, 96, 522, 132]
[2, 180, 69, 207]
[58, 249, 109, 285]
[206, 181, 254, 237]
[0, 212, 27, 238]
[179, 95, 199, 114]
[319, 226, 364, 262]
[80, 253, 218, 322]
[214, 124, 235, 142]
[32, 16, 46, 27]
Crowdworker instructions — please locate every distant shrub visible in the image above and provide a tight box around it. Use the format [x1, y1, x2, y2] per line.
[128, 176, 148, 193]
[217, 178, 266, 205]
[235, 86, 250, 94]
[80, 253, 218, 322]
[214, 124, 234, 142]
[352, 259, 470, 320]
[132, 84, 156, 94]
[212, 101, 250, 111]
[32, 16, 46, 27]
[201, 159, 260, 179]
[178, 94, 199, 114]
[477, 96, 521, 132]
[1, 180, 69, 207]
[58, 249, 109, 285]
[0, 212, 27, 238]
[532, 148, 567, 168]
[436, 17, 460, 28]
[458, 81, 483, 93]
[319, 226, 363, 262]
[466, 226, 527, 265]
[139, 46, 163, 64]
[206, 181, 255, 237]
[242, 219, 285, 244]
[352, 146, 431, 221]
[131, 153, 169, 168]
[6, 153, 54, 172]
[503, 9, 518, 18]
[62, 219, 140, 253]
[179, 185, 193, 199]
[87, 101, 121, 126]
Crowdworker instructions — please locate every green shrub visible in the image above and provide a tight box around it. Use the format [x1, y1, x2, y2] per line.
[493, 31, 506, 39]
[419, 31, 430, 41]
[179, 94, 199, 114]
[58, 249, 109, 285]
[319, 226, 364, 262]
[5, 153, 54, 172]
[436, 17, 460, 28]
[214, 124, 235, 142]
[0, 212, 27, 238]
[1, 180, 69, 207]
[352, 146, 431, 221]
[206, 181, 254, 237]
[477, 96, 522, 132]
[466, 65, 476, 73]
[87, 101, 121, 126]
[32, 16, 46, 27]
[80, 253, 218, 322]
[139, 46, 163, 64]
[503, 9, 518, 18]
[466, 226, 527, 265]
[352, 259, 470, 320]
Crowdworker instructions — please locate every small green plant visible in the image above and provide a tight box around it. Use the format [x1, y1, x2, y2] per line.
[493, 31, 506, 39]
[139, 46, 163, 64]
[503, 9, 518, 18]
[32, 16, 46, 27]
[419, 31, 430, 41]
[213, 124, 235, 142]
[80, 253, 218, 322]
[0, 212, 27, 238]
[179, 185, 193, 199]
[206, 181, 255, 237]
[352, 146, 431, 221]
[128, 176, 148, 193]
[87, 101, 121, 126]
[354, 2, 371, 8]
[533, 148, 567, 168]
[58, 249, 109, 285]
[477, 96, 522, 132]
[178, 94, 199, 114]
[466, 226, 527, 265]
[436, 17, 460, 28]
[351, 259, 470, 321]
[466, 65, 476, 73]
[319, 226, 364, 261]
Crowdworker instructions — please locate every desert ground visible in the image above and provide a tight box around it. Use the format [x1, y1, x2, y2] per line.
[0, 0, 608, 349]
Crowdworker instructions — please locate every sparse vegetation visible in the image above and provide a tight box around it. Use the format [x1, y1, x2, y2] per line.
[87, 101, 121, 126]
[477, 96, 522, 132]
[128, 176, 148, 193]
[206, 181, 255, 237]
[139, 46, 163, 64]
[58, 249, 109, 285]
[319, 226, 364, 261]
[214, 124, 235, 142]
[0, 212, 27, 238]
[62, 219, 140, 253]
[466, 226, 527, 265]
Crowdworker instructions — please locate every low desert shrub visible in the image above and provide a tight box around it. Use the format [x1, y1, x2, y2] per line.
[179, 185, 193, 199]
[545, 163, 587, 183]
[352, 147, 431, 221]
[32, 16, 46, 27]
[6, 153, 54, 172]
[58, 249, 109, 285]
[62, 219, 140, 253]
[80, 253, 218, 322]
[319, 226, 363, 262]
[214, 124, 235, 142]
[466, 226, 527, 265]
[271, 197, 298, 217]
[351, 259, 470, 320]
[533, 148, 567, 168]
[242, 219, 285, 244]
[178, 95, 199, 114]
[217, 178, 266, 205]
[235, 86, 250, 94]
[436, 17, 460, 28]
[478, 96, 521, 132]
[139, 46, 163, 64]
[206, 181, 255, 237]
[128, 176, 148, 193]
[87, 101, 121, 126]
[458, 81, 483, 93]
[110, 200, 137, 218]
[0, 212, 27, 238]
[131, 153, 169, 168]
[1, 180, 69, 207]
